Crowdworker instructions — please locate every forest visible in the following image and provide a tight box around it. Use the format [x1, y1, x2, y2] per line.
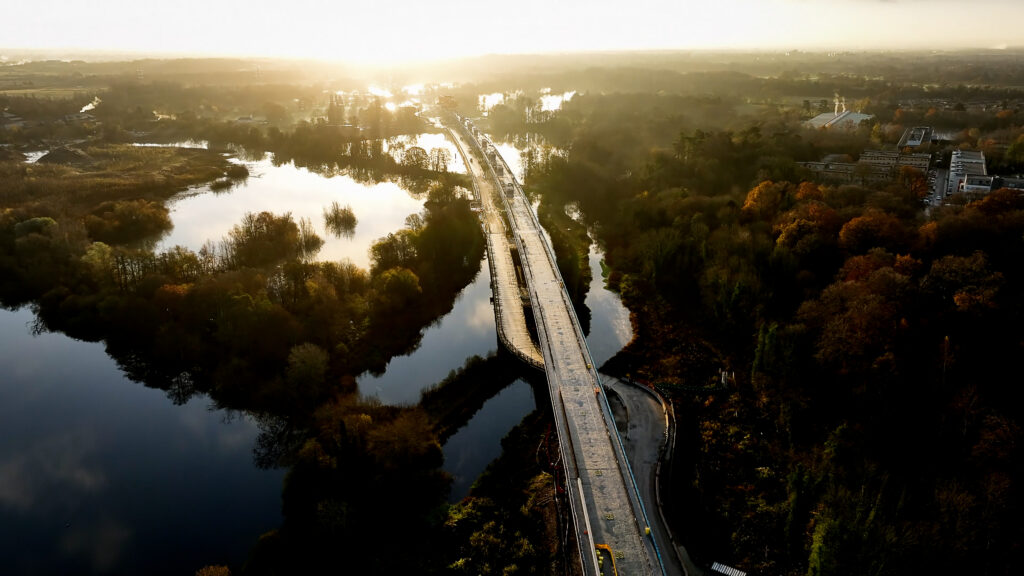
[494, 59, 1024, 574]
[3, 49, 1024, 575]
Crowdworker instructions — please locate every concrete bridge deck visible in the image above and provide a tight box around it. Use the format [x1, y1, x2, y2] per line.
[447, 116, 665, 576]
[447, 123, 543, 369]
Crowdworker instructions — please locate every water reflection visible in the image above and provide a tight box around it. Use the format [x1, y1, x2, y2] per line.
[489, 133, 565, 183]
[358, 259, 498, 404]
[584, 243, 633, 367]
[442, 380, 536, 501]
[384, 133, 466, 174]
[539, 89, 576, 111]
[22, 150, 46, 163]
[0, 307, 283, 575]
[491, 141, 524, 181]
[156, 154, 425, 270]
[479, 92, 505, 111]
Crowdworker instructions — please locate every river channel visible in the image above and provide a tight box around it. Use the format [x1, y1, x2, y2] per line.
[0, 131, 632, 571]
[0, 307, 284, 575]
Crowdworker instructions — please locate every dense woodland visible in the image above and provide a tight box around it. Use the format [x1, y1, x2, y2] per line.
[494, 68, 1024, 574]
[3, 51, 1024, 575]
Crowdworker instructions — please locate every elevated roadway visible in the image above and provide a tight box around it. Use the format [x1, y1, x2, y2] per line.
[446, 122, 543, 368]
[447, 116, 666, 576]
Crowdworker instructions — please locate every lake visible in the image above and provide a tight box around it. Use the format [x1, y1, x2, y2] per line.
[0, 307, 284, 575]
[156, 154, 426, 271]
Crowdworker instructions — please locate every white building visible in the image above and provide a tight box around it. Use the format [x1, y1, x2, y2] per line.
[946, 150, 987, 197]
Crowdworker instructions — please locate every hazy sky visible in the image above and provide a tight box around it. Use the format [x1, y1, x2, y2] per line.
[5, 0, 1023, 62]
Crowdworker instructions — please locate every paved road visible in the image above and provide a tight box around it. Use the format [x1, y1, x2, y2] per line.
[449, 116, 664, 575]
[447, 125, 543, 368]
[604, 376, 704, 576]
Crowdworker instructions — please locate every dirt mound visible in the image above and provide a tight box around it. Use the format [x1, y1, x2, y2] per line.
[37, 146, 95, 167]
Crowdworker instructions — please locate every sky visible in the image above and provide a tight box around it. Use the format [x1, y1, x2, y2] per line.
[4, 0, 1023, 63]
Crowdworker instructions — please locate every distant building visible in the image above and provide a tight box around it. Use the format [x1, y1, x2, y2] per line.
[860, 150, 931, 172]
[821, 153, 853, 164]
[946, 149, 987, 196]
[62, 113, 96, 124]
[1001, 177, 1024, 191]
[806, 94, 873, 130]
[962, 175, 995, 197]
[958, 174, 1024, 199]
[799, 150, 932, 185]
[898, 126, 934, 150]
[806, 109, 874, 130]
[1, 111, 29, 130]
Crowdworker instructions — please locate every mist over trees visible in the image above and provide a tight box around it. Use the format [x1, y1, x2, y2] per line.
[4, 48, 1024, 575]
[517, 73, 1024, 574]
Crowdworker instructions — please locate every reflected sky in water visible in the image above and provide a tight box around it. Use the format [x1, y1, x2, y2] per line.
[585, 243, 633, 367]
[0, 308, 283, 575]
[491, 141, 524, 181]
[358, 260, 498, 405]
[386, 132, 467, 175]
[443, 380, 536, 501]
[156, 154, 425, 270]
[539, 90, 576, 112]
[153, 133, 465, 271]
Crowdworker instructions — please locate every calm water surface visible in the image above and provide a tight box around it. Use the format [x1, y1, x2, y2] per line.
[491, 141, 523, 180]
[22, 151, 46, 163]
[352, 253, 537, 502]
[442, 380, 536, 501]
[584, 243, 633, 366]
[157, 154, 425, 270]
[385, 133, 467, 175]
[0, 307, 284, 575]
[2, 132, 635, 570]
[357, 259, 498, 405]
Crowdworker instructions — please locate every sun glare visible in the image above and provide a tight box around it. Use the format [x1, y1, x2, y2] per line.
[3, 0, 1024, 64]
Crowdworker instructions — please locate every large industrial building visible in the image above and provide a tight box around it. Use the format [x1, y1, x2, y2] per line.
[799, 150, 932, 185]
[805, 95, 874, 130]
[946, 150, 987, 196]
[959, 174, 1024, 198]
[897, 126, 935, 150]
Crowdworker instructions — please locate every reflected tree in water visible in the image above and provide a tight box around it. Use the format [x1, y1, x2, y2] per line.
[323, 201, 357, 239]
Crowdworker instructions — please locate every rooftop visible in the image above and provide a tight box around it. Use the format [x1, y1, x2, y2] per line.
[806, 110, 874, 130]
[898, 126, 933, 148]
[951, 149, 986, 163]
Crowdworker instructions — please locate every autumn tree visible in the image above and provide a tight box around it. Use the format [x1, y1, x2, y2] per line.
[369, 230, 417, 274]
[225, 211, 303, 268]
[742, 180, 793, 221]
[371, 267, 422, 313]
[428, 147, 452, 172]
[84, 199, 172, 244]
[838, 209, 909, 254]
[402, 146, 429, 170]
